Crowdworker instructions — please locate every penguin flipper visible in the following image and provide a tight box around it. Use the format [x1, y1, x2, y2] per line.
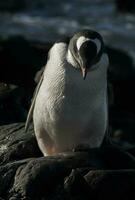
[25, 72, 44, 132]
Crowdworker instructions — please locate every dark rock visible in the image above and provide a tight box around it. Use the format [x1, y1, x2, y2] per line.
[115, 0, 135, 13]
[0, 36, 52, 124]
[0, 123, 134, 199]
[0, 158, 32, 199]
[0, 83, 27, 125]
[127, 146, 135, 156]
[110, 110, 135, 147]
[98, 145, 135, 169]
[106, 45, 135, 149]
[0, 123, 134, 168]
[0, 83, 18, 100]
[0, 0, 51, 11]
[0, 127, 134, 199]
[85, 169, 135, 200]
[0, 36, 50, 89]
[0, 0, 26, 12]
[2, 150, 122, 199]
[64, 169, 92, 200]
[107, 46, 135, 113]
[0, 123, 42, 165]
[107, 46, 135, 82]
[9, 157, 71, 199]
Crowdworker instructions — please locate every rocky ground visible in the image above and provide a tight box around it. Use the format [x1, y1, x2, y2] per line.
[0, 35, 135, 200]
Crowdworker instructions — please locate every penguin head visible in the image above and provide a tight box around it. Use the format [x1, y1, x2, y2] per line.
[67, 29, 104, 79]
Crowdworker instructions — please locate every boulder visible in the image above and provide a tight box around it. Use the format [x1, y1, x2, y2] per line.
[0, 123, 135, 199]
[0, 123, 41, 165]
[0, 83, 26, 125]
[115, 0, 135, 13]
[85, 169, 135, 200]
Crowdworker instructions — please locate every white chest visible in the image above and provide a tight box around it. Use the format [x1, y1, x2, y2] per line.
[33, 59, 107, 149]
[33, 42, 108, 151]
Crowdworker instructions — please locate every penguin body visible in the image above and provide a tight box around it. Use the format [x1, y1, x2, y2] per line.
[26, 30, 109, 156]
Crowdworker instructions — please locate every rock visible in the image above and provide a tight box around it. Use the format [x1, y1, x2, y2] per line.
[0, 0, 52, 11]
[64, 169, 92, 200]
[107, 46, 135, 113]
[106, 45, 135, 149]
[9, 157, 71, 199]
[106, 46, 135, 82]
[0, 123, 135, 168]
[0, 83, 27, 125]
[0, 36, 52, 124]
[0, 123, 135, 199]
[0, 83, 18, 100]
[0, 123, 41, 165]
[0, 36, 49, 89]
[85, 169, 135, 200]
[115, 0, 135, 13]
[7, 149, 135, 199]
[0, 158, 32, 199]
[0, 34, 134, 199]
[0, 0, 26, 11]
[110, 109, 135, 148]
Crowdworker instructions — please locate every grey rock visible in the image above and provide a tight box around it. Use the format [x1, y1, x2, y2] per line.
[0, 123, 41, 165]
[9, 157, 70, 199]
[8, 148, 133, 199]
[85, 169, 135, 200]
[0, 158, 32, 199]
[64, 169, 92, 200]
[0, 121, 134, 199]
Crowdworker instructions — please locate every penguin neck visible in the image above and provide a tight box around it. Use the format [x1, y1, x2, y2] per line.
[66, 49, 80, 69]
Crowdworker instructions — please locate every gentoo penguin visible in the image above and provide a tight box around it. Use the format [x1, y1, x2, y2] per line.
[25, 29, 109, 156]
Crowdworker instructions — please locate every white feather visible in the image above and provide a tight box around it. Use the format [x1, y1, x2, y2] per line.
[76, 36, 101, 53]
[66, 49, 79, 68]
[33, 39, 109, 155]
[76, 36, 90, 50]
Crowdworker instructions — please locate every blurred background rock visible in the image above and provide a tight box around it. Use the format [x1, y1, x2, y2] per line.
[116, 0, 135, 13]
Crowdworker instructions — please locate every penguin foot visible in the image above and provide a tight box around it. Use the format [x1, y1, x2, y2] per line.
[73, 144, 90, 152]
[38, 138, 57, 156]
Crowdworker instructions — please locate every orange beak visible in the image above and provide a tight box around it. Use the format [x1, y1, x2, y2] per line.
[81, 67, 87, 80]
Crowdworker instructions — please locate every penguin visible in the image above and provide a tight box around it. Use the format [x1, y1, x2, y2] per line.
[25, 29, 109, 156]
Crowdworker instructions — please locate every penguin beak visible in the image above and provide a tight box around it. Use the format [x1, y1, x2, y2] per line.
[79, 57, 87, 80]
[81, 67, 87, 80]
